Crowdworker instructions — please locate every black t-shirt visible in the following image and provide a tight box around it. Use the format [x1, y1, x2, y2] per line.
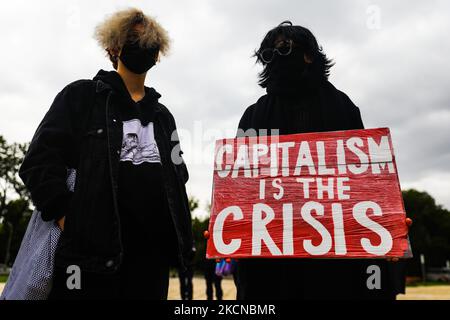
[115, 90, 177, 261]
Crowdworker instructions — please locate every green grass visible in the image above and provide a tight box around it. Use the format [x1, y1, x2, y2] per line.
[406, 281, 450, 287]
[0, 274, 8, 283]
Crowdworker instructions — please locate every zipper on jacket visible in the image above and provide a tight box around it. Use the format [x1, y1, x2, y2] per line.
[104, 92, 124, 269]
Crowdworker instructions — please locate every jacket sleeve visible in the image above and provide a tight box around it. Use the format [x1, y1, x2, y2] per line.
[349, 105, 365, 130]
[19, 84, 82, 222]
[165, 109, 189, 184]
[340, 91, 365, 130]
[236, 104, 255, 137]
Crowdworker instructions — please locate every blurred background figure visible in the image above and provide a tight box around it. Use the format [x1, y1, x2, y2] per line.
[178, 242, 196, 300]
[204, 259, 223, 300]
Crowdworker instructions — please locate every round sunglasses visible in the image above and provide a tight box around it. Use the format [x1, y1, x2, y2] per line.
[258, 39, 294, 64]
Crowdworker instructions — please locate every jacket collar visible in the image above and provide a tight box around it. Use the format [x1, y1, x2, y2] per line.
[96, 79, 111, 93]
[95, 79, 162, 113]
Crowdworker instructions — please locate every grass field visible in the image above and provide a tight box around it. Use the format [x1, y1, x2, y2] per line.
[1, 276, 449, 300]
[0, 275, 8, 283]
[167, 276, 450, 300]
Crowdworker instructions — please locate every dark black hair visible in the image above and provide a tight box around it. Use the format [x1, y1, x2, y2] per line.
[255, 21, 334, 88]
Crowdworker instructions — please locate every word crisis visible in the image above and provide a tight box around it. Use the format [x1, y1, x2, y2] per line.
[212, 201, 397, 257]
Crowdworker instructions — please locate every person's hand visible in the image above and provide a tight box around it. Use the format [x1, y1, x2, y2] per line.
[56, 216, 65, 231]
[387, 217, 413, 262]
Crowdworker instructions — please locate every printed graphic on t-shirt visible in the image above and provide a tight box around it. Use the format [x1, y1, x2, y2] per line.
[120, 119, 161, 164]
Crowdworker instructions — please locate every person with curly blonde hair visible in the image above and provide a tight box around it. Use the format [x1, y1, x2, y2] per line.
[18, 8, 193, 299]
[94, 7, 170, 73]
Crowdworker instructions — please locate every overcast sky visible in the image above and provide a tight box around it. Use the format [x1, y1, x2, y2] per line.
[1, 0, 449, 218]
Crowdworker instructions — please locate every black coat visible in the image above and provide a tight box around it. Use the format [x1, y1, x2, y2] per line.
[19, 70, 193, 273]
[236, 80, 406, 300]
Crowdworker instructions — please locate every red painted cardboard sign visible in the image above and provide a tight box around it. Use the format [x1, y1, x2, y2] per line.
[206, 128, 411, 259]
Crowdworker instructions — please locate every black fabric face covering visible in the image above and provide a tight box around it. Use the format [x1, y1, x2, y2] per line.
[119, 42, 158, 74]
[267, 49, 307, 88]
[265, 48, 323, 95]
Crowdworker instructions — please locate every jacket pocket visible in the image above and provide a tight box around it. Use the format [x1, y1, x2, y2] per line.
[83, 126, 108, 160]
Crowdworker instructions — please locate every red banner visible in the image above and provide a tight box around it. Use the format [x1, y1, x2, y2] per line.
[206, 128, 411, 259]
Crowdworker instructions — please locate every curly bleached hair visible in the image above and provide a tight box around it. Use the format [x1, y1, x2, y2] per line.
[94, 8, 170, 69]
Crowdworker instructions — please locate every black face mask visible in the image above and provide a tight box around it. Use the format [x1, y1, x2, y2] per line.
[266, 48, 321, 95]
[119, 42, 158, 74]
[268, 49, 307, 86]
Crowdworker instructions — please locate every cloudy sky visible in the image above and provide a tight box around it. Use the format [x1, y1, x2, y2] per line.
[1, 0, 449, 218]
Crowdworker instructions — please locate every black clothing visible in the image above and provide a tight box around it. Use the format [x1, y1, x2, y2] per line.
[236, 79, 405, 300]
[48, 253, 170, 300]
[19, 70, 193, 276]
[238, 80, 364, 136]
[206, 276, 223, 301]
[178, 266, 194, 300]
[178, 242, 196, 300]
[204, 259, 223, 300]
[105, 70, 179, 264]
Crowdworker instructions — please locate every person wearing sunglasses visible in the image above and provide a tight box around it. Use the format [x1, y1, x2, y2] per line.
[258, 38, 296, 63]
[235, 21, 407, 300]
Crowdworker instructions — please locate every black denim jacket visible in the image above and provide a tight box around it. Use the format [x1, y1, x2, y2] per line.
[19, 76, 193, 273]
